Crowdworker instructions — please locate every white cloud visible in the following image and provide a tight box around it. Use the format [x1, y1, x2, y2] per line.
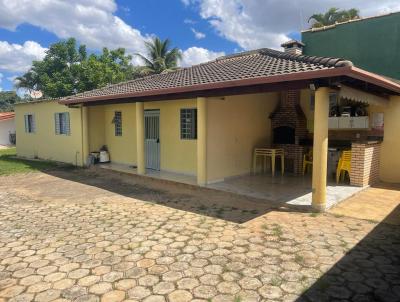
[185, 0, 400, 50]
[184, 18, 197, 24]
[0, 0, 149, 55]
[181, 0, 191, 6]
[0, 0, 226, 75]
[0, 73, 3, 91]
[191, 28, 206, 39]
[0, 41, 47, 73]
[180, 46, 225, 66]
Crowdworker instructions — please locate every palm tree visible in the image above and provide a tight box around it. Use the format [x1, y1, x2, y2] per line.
[308, 8, 360, 28]
[14, 71, 38, 97]
[136, 37, 182, 75]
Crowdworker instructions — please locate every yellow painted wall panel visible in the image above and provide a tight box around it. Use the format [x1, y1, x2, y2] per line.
[206, 93, 279, 182]
[380, 97, 400, 183]
[103, 103, 137, 165]
[88, 106, 105, 152]
[15, 101, 84, 166]
[145, 99, 197, 175]
[86, 99, 197, 174]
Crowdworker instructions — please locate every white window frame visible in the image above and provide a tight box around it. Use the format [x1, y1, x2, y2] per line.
[180, 108, 197, 140]
[55, 112, 70, 135]
[24, 114, 36, 133]
[113, 111, 122, 136]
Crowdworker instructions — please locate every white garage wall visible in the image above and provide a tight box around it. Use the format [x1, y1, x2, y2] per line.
[0, 118, 15, 145]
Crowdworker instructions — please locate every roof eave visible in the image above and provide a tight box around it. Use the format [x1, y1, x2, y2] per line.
[347, 67, 400, 94]
[59, 66, 400, 105]
[59, 67, 353, 105]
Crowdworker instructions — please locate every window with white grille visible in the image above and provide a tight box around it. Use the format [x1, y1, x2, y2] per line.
[113, 111, 122, 136]
[180, 108, 197, 140]
[55, 112, 70, 135]
[24, 114, 35, 133]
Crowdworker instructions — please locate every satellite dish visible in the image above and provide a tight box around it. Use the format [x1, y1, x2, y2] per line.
[30, 90, 43, 99]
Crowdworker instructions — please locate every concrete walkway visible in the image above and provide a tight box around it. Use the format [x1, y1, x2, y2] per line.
[329, 183, 400, 225]
[0, 169, 399, 302]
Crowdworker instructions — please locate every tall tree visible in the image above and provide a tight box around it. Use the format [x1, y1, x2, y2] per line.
[0, 91, 21, 112]
[308, 8, 360, 28]
[16, 38, 139, 99]
[136, 37, 182, 75]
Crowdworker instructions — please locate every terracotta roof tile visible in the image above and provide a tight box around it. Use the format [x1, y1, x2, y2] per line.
[0, 112, 15, 121]
[63, 48, 353, 103]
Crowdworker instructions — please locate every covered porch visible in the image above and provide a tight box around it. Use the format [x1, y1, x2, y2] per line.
[97, 161, 363, 209]
[82, 83, 392, 212]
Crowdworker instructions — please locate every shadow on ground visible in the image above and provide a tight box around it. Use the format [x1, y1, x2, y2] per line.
[297, 203, 400, 302]
[34, 165, 311, 224]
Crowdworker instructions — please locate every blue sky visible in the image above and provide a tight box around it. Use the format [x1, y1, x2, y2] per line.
[0, 0, 398, 92]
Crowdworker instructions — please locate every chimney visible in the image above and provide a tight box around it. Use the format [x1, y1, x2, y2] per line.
[281, 40, 305, 55]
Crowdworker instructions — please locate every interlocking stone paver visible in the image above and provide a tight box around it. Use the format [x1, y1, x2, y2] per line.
[0, 285, 25, 298]
[20, 275, 43, 286]
[177, 277, 199, 290]
[138, 275, 159, 287]
[128, 286, 151, 300]
[34, 289, 61, 302]
[153, 281, 175, 294]
[69, 268, 90, 279]
[52, 278, 75, 290]
[8, 293, 34, 302]
[100, 290, 125, 302]
[168, 290, 192, 302]
[258, 284, 283, 299]
[162, 271, 182, 282]
[61, 285, 87, 300]
[89, 282, 112, 295]
[26, 282, 51, 293]
[0, 170, 399, 302]
[216, 281, 240, 294]
[102, 271, 123, 282]
[193, 285, 218, 299]
[199, 274, 220, 286]
[78, 275, 101, 287]
[143, 295, 165, 302]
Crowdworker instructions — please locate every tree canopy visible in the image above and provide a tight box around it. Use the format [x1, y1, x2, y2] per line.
[0, 91, 21, 112]
[308, 8, 360, 28]
[136, 37, 182, 75]
[15, 38, 141, 99]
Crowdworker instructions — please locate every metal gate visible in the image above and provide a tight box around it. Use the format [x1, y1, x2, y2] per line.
[144, 110, 160, 170]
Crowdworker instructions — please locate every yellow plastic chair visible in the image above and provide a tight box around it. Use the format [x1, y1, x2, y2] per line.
[302, 149, 313, 175]
[336, 150, 352, 183]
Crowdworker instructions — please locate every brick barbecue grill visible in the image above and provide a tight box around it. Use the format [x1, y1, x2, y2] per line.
[270, 90, 308, 174]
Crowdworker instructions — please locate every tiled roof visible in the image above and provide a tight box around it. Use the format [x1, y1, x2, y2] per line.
[62, 48, 353, 103]
[0, 112, 15, 121]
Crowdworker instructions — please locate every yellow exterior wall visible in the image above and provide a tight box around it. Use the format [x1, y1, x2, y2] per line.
[88, 104, 137, 165]
[145, 99, 197, 175]
[103, 104, 137, 165]
[88, 106, 105, 152]
[87, 99, 197, 174]
[300, 89, 314, 132]
[206, 93, 279, 182]
[15, 101, 85, 166]
[380, 96, 400, 183]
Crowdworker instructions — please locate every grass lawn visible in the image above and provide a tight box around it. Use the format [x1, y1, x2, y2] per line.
[0, 147, 73, 175]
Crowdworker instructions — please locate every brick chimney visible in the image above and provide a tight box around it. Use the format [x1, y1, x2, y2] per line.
[281, 40, 305, 55]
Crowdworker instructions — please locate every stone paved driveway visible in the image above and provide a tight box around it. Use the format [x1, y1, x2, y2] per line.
[0, 169, 399, 302]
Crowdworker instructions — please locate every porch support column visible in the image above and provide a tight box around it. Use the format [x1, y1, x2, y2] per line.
[136, 102, 145, 175]
[81, 106, 89, 167]
[197, 97, 207, 186]
[312, 87, 330, 212]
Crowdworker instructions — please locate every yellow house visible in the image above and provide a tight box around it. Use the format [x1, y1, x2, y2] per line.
[15, 43, 400, 211]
